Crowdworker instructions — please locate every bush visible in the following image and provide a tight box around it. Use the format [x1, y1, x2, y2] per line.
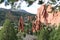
[0, 19, 17, 40]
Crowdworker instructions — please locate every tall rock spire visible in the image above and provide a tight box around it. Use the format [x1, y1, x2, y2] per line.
[18, 16, 24, 32]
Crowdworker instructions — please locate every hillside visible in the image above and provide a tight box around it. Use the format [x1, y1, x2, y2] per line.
[0, 8, 35, 26]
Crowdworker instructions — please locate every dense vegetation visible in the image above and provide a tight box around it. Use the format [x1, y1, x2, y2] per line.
[0, 19, 17, 40]
[36, 24, 60, 40]
[1, 19, 60, 40]
[0, 0, 60, 40]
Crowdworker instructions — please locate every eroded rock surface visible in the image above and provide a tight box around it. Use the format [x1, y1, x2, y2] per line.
[32, 4, 60, 32]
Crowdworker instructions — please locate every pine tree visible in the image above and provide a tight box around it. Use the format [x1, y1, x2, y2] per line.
[37, 24, 52, 40]
[0, 19, 17, 40]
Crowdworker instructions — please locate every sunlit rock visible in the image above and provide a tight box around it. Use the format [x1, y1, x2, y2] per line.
[32, 4, 60, 32]
[18, 16, 24, 32]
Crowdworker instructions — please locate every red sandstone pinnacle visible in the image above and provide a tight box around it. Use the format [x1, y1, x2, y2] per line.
[32, 20, 36, 32]
[32, 4, 48, 32]
[36, 4, 48, 24]
[32, 16, 41, 32]
[27, 16, 32, 21]
[37, 4, 60, 26]
[18, 16, 24, 32]
[32, 4, 60, 32]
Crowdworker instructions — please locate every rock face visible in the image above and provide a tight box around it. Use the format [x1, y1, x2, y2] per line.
[18, 16, 24, 32]
[32, 4, 60, 32]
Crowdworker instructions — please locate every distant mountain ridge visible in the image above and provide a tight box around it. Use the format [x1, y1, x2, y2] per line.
[0, 8, 35, 26]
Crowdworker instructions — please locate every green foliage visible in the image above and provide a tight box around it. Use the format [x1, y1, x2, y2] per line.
[0, 0, 17, 3]
[36, 24, 60, 40]
[51, 0, 56, 2]
[8, 0, 17, 2]
[25, 0, 36, 6]
[37, 27, 45, 40]
[17, 31, 23, 40]
[0, 19, 17, 40]
[0, 0, 35, 5]
[0, 0, 4, 3]
[36, 24, 55, 40]
[49, 25, 60, 40]
[49, 27, 56, 40]
[0, 10, 35, 26]
[37, 27, 51, 40]
[24, 18, 32, 34]
[17, 31, 26, 40]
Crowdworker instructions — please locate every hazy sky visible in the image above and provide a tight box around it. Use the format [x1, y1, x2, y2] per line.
[20, 0, 40, 14]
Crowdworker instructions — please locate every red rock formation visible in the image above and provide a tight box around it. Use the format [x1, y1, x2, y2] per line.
[36, 4, 60, 27]
[18, 16, 24, 32]
[32, 16, 41, 32]
[32, 4, 60, 32]
[27, 16, 32, 21]
[36, 4, 48, 24]
[47, 5, 60, 26]
[48, 12, 60, 26]
[32, 4, 48, 32]
[32, 20, 36, 32]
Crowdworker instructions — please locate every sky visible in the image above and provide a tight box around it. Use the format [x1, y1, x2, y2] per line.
[0, 0, 41, 14]
[20, 0, 40, 14]
[0, 0, 60, 14]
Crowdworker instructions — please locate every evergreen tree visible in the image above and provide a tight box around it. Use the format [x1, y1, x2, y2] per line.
[37, 24, 52, 40]
[0, 19, 17, 40]
[37, 27, 45, 40]
[17, 31, 24, 40]
[49, 25, 60, 40]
